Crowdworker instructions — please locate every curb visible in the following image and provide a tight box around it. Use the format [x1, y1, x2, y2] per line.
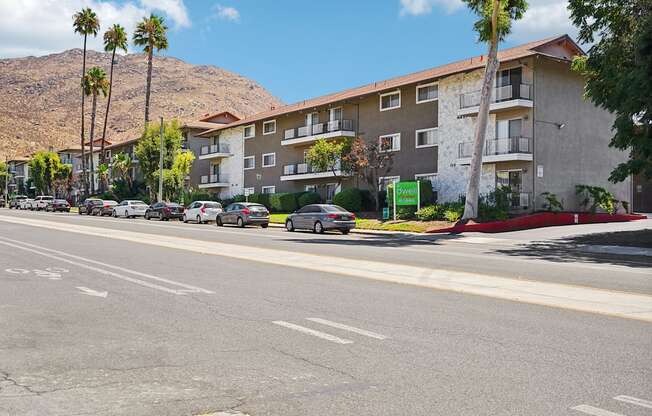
[268, 222, 420, 236]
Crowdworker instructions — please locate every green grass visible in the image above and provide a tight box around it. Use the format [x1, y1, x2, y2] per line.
[69, 207, 79, 214]
[269, 213, 447, 233]
[269, 213, 288, 224]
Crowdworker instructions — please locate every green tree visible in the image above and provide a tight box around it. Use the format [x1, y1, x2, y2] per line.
[461, 0, 527, 221]
[97, 163, 110, 192]
[134, 119, 194, 201]
[344, 137, 395, 211]
[133, 14, 168, 124]
[0, 161, 9, 201]
[112, 152, 133, 187]
[569, 0, 652, 181]
[73, 7, 100, 195]
[83, 66, 110, 195]
[305, 138, 351, 189]
[53, 164, 73, 199]
[100, 24, 128, 166]
[28, 151, 63, 195]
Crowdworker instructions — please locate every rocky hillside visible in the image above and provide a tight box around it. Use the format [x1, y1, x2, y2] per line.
[0, 49, 282, 159]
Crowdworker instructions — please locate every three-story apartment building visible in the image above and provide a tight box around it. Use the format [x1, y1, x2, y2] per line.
[196, 35, 631, 211]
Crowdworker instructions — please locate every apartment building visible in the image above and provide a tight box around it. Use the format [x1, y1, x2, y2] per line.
[6, 157, 30, 194]
[196, 35, 631, 211]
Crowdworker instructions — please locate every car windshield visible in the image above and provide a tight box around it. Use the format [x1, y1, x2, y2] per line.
[204, 202, 221, 209]
[323, 205, 348, 213]
[248, 204, 266, 210]
[130, 201, 146, 205]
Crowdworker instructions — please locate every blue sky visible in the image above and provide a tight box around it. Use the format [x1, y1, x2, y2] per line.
[0, 0, 577, 103]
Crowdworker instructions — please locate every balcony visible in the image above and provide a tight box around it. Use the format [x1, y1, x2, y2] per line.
[457, 137, 533, 164]
[282, 119, 356, 146]
[280, 161, 351, 181]
[198, 174, 230, 189]
[198, 143, 232, 160]
[458, 84, 532, 116]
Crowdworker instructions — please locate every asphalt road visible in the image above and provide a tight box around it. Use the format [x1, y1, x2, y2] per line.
[0, 209, 650, 416]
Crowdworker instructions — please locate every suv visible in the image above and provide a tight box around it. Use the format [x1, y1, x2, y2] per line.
[9, 195, 27, 209]
[78, 198, 103, 215]
[33, 196, 54, 211]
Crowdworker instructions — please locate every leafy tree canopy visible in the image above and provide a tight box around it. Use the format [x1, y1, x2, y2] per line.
[28, 151, 63, 195]
[569, 0, 652, 181]
[463, 0, 528, 42]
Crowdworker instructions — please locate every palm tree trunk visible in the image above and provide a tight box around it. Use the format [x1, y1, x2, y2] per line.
[80, 35, 88, 196]
[461, 0, 500, 221]
[90, 94, 97, 195]
[144, 47, 153, 124]
[99, 48, 116, 193]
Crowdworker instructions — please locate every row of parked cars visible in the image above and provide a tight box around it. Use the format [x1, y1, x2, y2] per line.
[8, 194, 357, 234]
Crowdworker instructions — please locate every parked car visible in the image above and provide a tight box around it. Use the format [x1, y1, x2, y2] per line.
[33, 196, 54, 211]
[112, 200, 149, 218]
[78, 198, 103, 215]
[285, 204, 356, 234]
[145, 202, 185, 221]
[9, 195, 28, 209]
[183, 201, 223, 224]
[19, 198, 33, 210]
[92, 200, 118, 216]
[216, 202, 269, 228]
[45, 199, 71, 212]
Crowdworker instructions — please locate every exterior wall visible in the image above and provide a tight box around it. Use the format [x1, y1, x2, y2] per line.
[532, 58, 631, 211]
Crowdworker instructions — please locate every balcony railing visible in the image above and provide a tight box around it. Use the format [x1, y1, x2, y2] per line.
[459, 83, 531, 109]
[200, 143, 231, 156]
[283, 119, 354, 141]
[458, 137, 532, 159]
[200, 174, 229, 184]
[283, 160, 342, 176]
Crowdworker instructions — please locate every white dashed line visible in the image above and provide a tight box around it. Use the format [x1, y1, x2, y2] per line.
[306, 318, 388, 340]
[571, 405, 626, 416]
[272, 321, 353, 344]
[613, 395, 652, 409]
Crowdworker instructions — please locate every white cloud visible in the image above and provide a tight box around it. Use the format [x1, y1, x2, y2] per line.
[212, 4, 240, 22]
[399, 0, 463, 16]
[510, 0, 579, 44]
[0, 0, 191, 58]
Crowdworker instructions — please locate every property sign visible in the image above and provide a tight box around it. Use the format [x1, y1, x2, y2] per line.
[395, 181, 420, 206]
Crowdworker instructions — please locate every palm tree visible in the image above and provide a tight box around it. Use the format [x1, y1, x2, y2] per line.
[460, 0, 526, 221]
[100, 24, 128, 168]
[96, 163, 110, 192]
[83, 67, 110, 195]
[133, 14, 168, 124]
[112, 152, 132, 187]
[73, 7, 100, 195]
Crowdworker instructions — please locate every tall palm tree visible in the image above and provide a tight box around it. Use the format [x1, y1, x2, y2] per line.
[96, 163, 110, 192]
[83, 67, 110, 195]
[112, 152, 133, 187]
[133, 14, 168, 125]
[100, 24, 128, 168]
[73, 7, 100, 195]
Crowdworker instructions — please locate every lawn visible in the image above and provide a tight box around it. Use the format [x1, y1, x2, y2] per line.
[269, 213, 452, 233]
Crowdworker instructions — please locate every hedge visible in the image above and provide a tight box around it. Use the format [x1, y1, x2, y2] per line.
[297, 191, 321, 207]
[247, 193, 270, 208]
[333, 188, 362, 212]
[269, 192, 298, 213]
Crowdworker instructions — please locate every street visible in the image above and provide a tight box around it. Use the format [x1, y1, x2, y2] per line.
[0, 209, 650, 416]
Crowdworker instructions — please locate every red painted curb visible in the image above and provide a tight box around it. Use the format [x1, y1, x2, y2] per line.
[426, 212, 647, 234]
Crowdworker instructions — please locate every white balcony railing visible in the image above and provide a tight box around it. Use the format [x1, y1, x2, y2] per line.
[283, 119, 354, 142]
[458, 137, 532, 158]
[459, 84, 532, 109]
[200, 143, 231, 156]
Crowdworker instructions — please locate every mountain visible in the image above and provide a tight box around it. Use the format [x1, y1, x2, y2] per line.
[0, 49, 282, 159]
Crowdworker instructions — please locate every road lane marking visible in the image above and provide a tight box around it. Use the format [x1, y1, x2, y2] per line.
[272, 321, 353, 344]
[76, 286, 108, 298]
[571, 405, 626, 416]
[306, 318, 388, 340]
[2, 215, 652, 322]
[0, 239, 190, 295]
[614, 395, 652, 409]
[0, 237, 213, 294]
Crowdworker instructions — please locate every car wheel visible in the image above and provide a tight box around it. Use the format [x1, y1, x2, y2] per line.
[183, 215, 187, 223]
[261, 223, 269, 228]
[196, 215, 202, 224]
[216, 217, 223, 227]
[112, 210, 117, 218]
[78, 209, 82, 215]
[145, 213, 150, 220]
[341, 229, 350, 235]
[314, 221, 324, 234]
[237, 217, 244, 228]
[285, 220, 295, 232]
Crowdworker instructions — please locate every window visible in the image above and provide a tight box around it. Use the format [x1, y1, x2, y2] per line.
[305, 185, 317, 192]
[243, 124, 255, 139]
[262, 153, 276, 168]
[379, 90, 401, 111]
[416, 82, 438, 104]
[244, 156, 255, 170]
[415, 173, 438, 190]
[415, 128, 438, 148]
[261, 186, 275, 194]
[379, 133, 401, 152]
[378, 176, 400, 191]
[263, 120, 276, 135]
[329, 107, 342, 121]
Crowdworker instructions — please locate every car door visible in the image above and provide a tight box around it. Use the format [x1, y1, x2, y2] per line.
[294, 206, 310, 228]
[188, 202, 199, 219]
[228, 204, 241, 223]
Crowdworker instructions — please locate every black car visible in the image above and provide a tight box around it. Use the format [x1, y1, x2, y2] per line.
[78, 198, 103, 215]
[145, 202, 185, 221]
[91, 200, 118, 216]
[8, 195, 28, 209]
[46, 199, 71, 212]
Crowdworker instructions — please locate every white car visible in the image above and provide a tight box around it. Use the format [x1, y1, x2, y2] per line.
[183, 201, 223, 224]
[112, 200, 149, 218]
[20, 198, 34, 210]
[33, 196, 54, 211]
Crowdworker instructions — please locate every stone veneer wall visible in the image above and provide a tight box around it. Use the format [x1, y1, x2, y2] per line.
[217, 126, 245, 199]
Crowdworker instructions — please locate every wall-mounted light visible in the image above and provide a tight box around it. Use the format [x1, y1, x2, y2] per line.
[536, 120, 566, 129]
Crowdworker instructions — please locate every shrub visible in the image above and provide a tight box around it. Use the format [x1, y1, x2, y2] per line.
[297, 191, 321, 207]
[269, 192, 298, 213]
[540, 191, 563, 212]
[359, 189, 375, 211]
[416, 204, 443, 221]
[443, 208, 461, 222]
[575, 184, 625, 214]
[248, 193, 270, 208]
[232, 194, 246, 203]
[333, 188, 363, 212]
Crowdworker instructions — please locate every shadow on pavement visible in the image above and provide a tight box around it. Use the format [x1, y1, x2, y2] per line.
[280, 231, 463, 248]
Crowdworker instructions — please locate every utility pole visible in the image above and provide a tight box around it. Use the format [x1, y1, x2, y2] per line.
[3, 156, 8, 207]
[158, 116, 164, 202]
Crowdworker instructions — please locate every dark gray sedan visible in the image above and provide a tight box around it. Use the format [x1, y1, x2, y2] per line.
[216, 202, 269, 228]
[285, 204, 356, 234]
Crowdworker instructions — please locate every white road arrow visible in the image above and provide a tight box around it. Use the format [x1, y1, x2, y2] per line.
[76, 286, 108, 298]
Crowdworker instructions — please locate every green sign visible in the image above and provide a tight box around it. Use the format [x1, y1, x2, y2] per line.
[395, 181, 419, 206]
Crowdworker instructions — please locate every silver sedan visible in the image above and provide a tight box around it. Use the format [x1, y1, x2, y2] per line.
[285, 204, 356, 234]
